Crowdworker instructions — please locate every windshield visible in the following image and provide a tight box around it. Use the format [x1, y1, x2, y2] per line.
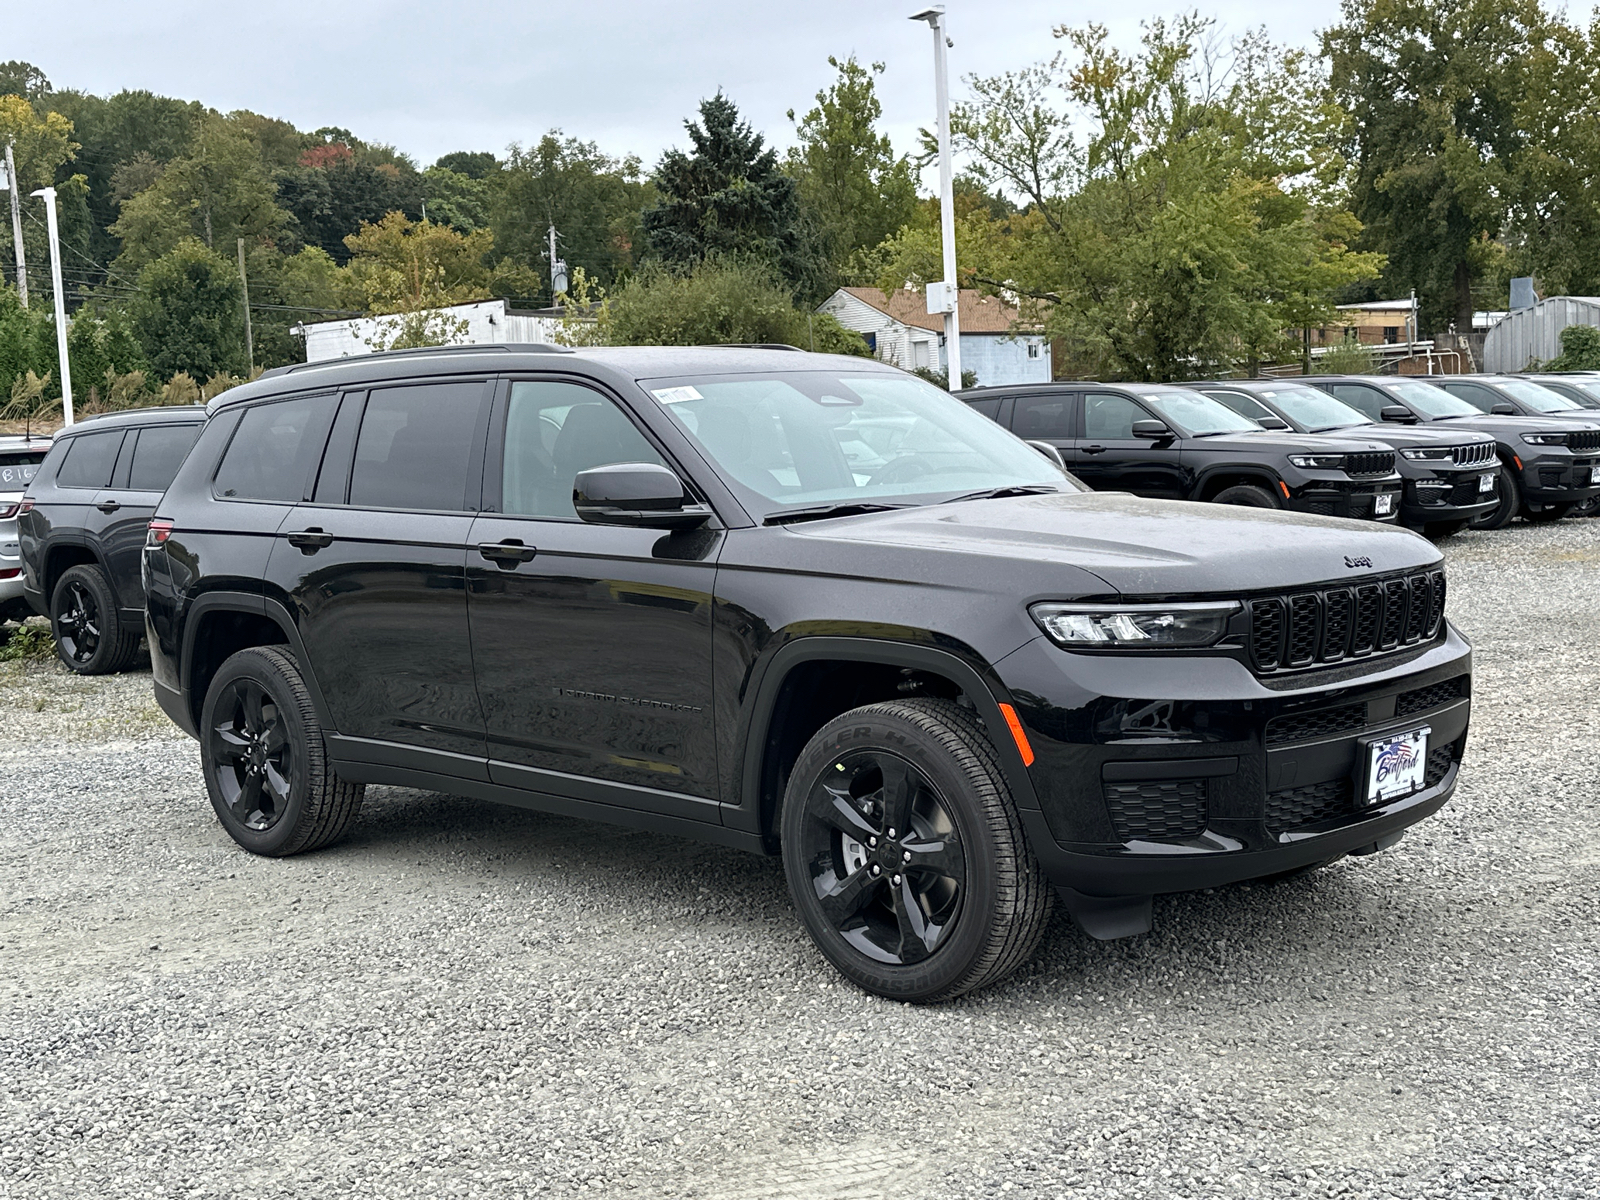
[1499, 379, 1581, 413]
[1140, 390, 1263, 435]
[0, 450, 47, 490]
[1565, 379, 1600, 409]
[1258, 387, 1372, 431]
[1385, 381, 1479, 418]
[643, 370, 1078, 516]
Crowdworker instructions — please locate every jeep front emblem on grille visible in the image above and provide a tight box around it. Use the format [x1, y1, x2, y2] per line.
[1344, 555, 1373, 569]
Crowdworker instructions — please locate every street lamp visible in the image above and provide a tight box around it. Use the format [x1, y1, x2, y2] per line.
[910, 5, 961, 390]
[30, 186, 73, 426]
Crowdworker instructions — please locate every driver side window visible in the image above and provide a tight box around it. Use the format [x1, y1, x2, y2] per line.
[1083, 393, 1143, 440]
[502, 381, 665, 519]
[1329, 385, 1383, 421]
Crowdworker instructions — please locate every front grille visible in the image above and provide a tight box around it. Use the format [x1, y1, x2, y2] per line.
[1345, 451, 1396, 476]
[1396, 675, 1467, 718]
[1104, 780, 1208, 841]
[1266, 779, 1352, 832]
[1568, 430, 1600, 453]
[1249, 570, 1446, 672]
[1265, 702, 1366, 746]
[1449, 442, 1497, 467]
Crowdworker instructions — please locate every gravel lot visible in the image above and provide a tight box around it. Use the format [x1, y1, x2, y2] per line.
[2, 522, 1597, 1200]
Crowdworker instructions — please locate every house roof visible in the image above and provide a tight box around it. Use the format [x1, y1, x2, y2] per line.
[838, 286, 1025, 334]
[1335, 300, 1416, 313]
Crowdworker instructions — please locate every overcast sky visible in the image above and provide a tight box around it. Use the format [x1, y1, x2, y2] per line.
[13, 1, 1582, 176]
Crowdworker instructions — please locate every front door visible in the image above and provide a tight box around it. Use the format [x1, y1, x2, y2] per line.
[267, 381, 493, 765]
[1073, 391, 1187, 498]
[466, 378, 722, 822]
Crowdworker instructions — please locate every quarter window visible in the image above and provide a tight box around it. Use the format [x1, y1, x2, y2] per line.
[214, 395, 337, 502]
[127, 424, 202, 491]
[501, 381, 665, 519]
[349, 383, 488, 512]
[55, 431, 124, 489]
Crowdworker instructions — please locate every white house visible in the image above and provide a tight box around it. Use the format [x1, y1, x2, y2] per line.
[293, 300, 567, 363]
[817, 286, 1052, 386]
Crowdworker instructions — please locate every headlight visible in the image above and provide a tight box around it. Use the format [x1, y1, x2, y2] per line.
[1399, 447, 1452, 460]
[1520, 433, 1568, 445]
[1287, 454, 1345, 470]
[1030, 601, 1239, 648]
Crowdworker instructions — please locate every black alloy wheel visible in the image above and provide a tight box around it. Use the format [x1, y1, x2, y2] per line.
[1573, 496, 1600, 517]
[1471, 473, 1520, 530]
[781, 698, 1052, 1002]
[1211, 483, 1281, 509]
[50, 564, 139, 675]
[200, 646, 364, 856]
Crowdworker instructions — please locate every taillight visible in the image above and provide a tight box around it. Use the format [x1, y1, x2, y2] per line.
[18, 499, 34, 514]
[147, 519, 175, 546]
[0, 503, 17, 520]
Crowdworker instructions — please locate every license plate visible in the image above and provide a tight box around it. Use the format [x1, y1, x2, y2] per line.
[1479, 472, 1496, 493]
[1590, 467, 1600, 485]
[1373, 493, 1395, 515]
[1365, 727, 1430, 805]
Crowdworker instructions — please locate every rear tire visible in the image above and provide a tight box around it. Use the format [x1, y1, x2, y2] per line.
[1522, 501, 1573, 523]
[780, 698, 1052, 1003]
[199, 645, 364, 857]
[51, 564, 139, 675]
[1471, 472, 1520, 530]
[1212, 483, 1282, 509]
[1423, 519, 1469, 539]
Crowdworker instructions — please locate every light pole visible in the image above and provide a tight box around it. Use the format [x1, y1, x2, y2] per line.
[911, 5, 961, 390]
[30, 186, 73, 426]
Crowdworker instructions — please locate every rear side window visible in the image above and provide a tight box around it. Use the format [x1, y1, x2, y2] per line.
[127, 424, 203, 491]
[1012, 395, 1072, 438]
[0, 450, 47, 489]
[55, 431, 125, 489]
[349, 383, 489, 511]
[214, 395, 337, 502]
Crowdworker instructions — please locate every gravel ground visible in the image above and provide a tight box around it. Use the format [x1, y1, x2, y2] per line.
[2, 522, 1597, 1200]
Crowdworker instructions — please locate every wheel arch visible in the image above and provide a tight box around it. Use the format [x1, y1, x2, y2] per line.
[733, 636, 1039, 853]
[42, 541, 104, 605]
[1191, 466, 1284, 503]
[181, 592, 337, 737]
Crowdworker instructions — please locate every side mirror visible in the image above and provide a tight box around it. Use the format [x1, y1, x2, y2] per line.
[573, 462, 712, 530]
[1025, 439, 1066, 468]
[1255, 415, 1291, 430]
[1380, 405, 1415, 423]
[1131, 419, 1173, 440]
[1491, 402, 1516, 415]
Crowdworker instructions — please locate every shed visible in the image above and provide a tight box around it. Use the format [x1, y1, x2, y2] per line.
[1482, 296, 1600, 372]
[817, 287, 1051, 386]
[293, 300, 566, 363]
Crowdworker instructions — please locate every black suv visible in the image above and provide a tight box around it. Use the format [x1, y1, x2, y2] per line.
[18, 407, 206, 672]
[1303, 375, 1600, 528]
[1518, 374, 1600, 412]
[144, 346, 1472, 1002]
[955, 382, 1404, 520]
[1196, 379, 1499, 537]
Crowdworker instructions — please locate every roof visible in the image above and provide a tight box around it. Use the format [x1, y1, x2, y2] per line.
[208, 344, 902, 413]
[1335, 300, 1417, 313]
[56, 406, 208, 435]
[837, 287, 1025, 334]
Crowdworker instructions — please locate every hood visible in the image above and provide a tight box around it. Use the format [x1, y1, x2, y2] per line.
[1318, 423, 1494, 450]
[1429, 413, 1600, 435]
[788, 491, 1440, 599]
[1185, 429, 1397, 455]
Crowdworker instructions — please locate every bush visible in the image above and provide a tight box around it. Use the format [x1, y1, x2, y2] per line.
[1543, 324, 1600, 371]
[0, 623, 55, 662]
[911, 365, 979, 391]
[1318, 341, 1377, 374]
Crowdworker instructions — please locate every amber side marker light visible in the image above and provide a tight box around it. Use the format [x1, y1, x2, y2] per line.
[997, 703, 1035, 766]
[1278, 480, 1291, 500]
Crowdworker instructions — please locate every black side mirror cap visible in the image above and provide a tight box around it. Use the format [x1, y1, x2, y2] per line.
[1380, 405, 1415, 423]
[1025, 439, 1066, 468]
[1131, 419, 1173, 439]
[1491, 402, 1516, 415]
[1255, 416, 1291, 430]
[573, 462, 712, 530]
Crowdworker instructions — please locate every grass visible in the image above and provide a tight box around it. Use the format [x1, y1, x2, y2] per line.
[0, 623, 56, 662]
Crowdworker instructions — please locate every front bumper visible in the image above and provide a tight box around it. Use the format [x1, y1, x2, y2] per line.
[997, 624, 1472, 903]
[1287, 476, 1404, 522]
[1520, 452, 1600, 503]
[1400, 466, 1500, 524]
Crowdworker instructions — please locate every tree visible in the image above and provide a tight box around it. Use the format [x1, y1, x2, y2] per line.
[275, 134, 422, 263]
[786, 56, 918, 285]
[1542, 323, 1600, 370]
[422, 165, 490, 232]
[0, 61, 50, 101]
[643, 95, 822, 298]
[1323, 0, 1553, 334]
[342, 211, 492, 315]
[0, 95, 83, 297]
[434, 151, 498, 180]
[129, 239, 247, 380]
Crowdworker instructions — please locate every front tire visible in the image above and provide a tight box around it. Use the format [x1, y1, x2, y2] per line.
[1471, 472, 1520, 530]
[51, 564, 140, 674]
[199, 645, 364, 856]
[780, 698, 1052, 1003]
[1211, 483, 1282, 509]
[1522, 501, 1573, 523]
[1423, 518, 1469, 539]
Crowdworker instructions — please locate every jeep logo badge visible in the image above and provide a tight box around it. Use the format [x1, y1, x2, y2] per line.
[1344, 555, 1373, 569]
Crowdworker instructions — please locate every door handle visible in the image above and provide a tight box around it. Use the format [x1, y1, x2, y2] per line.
[97, 500, 121, 513]
[478, 539, 536, 568]
[1081, 444, 1108, 455]
[286, 528, 334, 552]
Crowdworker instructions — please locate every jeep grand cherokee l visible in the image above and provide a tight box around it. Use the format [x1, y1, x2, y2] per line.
[144, 346, 1472, 1002]
[955, 382, 1405, 520]
[1304, 375, 1600, 529]
[1196, 380, 1499, 537]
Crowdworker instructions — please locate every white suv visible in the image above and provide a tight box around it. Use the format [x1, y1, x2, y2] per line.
[1, 436, 51, 622]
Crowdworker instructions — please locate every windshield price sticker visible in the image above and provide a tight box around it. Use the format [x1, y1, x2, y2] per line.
[1365, 726, 1429, 806]
[651, 386, 704, 405]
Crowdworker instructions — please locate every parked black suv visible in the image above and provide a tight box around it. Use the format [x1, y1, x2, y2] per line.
[1303, 375, 1600, 528]
[955, 382, 1404, 520]
[145, 346, 1471, 1002]
[1196, 380, 1499, 536]
[18, 407, 206, 672]
[1521, 374, 1600, 412]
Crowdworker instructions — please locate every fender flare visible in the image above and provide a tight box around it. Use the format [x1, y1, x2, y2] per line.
[730, 635, 1040, 846]
[179, 590, 339, 735]
[40, 535, 106, 603]
[1188, 465, 1285, 503]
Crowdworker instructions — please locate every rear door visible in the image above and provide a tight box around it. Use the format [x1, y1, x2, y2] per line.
[1074, 391, 1186, 497]
[93, 421, 203, 615]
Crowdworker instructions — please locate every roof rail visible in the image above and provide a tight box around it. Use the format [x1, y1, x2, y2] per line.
[715, 343, 805, 352]
[281, 343, 575, 374]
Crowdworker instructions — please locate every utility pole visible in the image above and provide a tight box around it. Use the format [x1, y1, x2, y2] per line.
[31, 187, 72, 426]
[236, 238, 254, 371]
[548, 223, 567, 301]
[912, 6, 961, 390]
[4, 142, 27, 307]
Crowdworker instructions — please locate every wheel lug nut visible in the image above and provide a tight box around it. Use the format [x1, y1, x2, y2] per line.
[903, 850, 912, 862]
[868, 836, 877, 847]
[870, 865, 881, 876]
[892, 874, 902, 886]
[887, 827, 897, 838]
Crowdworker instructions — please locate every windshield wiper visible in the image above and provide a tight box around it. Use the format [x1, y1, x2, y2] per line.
[941, 484, 1062, 504]
[1190, 429, 1236, 438]
[763, 502, 911, 526]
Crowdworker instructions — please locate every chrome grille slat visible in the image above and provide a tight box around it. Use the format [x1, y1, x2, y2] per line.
[1449, 442, 1497, 468]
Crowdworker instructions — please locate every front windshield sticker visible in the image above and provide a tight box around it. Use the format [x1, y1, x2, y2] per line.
[651, 385, 705, 405]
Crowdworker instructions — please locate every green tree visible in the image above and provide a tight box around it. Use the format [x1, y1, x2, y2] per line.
[129, 239, 246, 380]
[434, 151, 498, 179]
[422, 165, 490, 232]
[342, 211, 492, 315]
[1323, 0, 1553, 334]
[786, 56, 918, 286]
[1542, 323, 1600, 370]
[275, 134, 422, 263]
[643, 95, 823, 299]
[0, 61, 50, 101]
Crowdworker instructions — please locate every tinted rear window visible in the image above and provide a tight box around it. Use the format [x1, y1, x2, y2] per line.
[0, 450, 47, 489]
[214, 396, 337, 502]
[55, 431, 124, 489]
[348, 383, 488, 511]
[127, 424, 203, 491]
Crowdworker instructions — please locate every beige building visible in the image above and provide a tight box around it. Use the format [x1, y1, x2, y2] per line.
[1309, 300, 1421, 349]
